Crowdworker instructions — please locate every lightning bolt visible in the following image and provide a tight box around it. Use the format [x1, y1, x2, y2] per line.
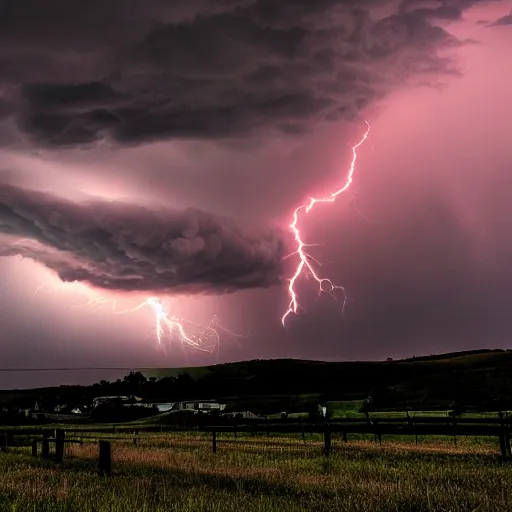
[282, 121, 370, 326]
[113, 297, 237, 354]
[32, 270, 241, 354]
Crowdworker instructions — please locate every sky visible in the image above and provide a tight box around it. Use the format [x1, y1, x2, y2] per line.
[0, 0, 511, 388]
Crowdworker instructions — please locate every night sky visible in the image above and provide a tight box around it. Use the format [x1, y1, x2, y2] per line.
[1, 0, 511, 389]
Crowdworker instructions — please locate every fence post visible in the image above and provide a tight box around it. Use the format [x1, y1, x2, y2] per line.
[324, 425, 331, 456]
[499, 433, 507, 461]
[373, 420, 381, 444]
[212, 430, 217, 454]
[42, 431, 50, 459]
[0, 433, 7, 452]
[499, 412, 507, 461]
[55, 429, 65, 463]
[32, 439, 38, 457]
[407, 414, 416, 444]
[98, 441, 112, 476]
[342, 431, 347, 443]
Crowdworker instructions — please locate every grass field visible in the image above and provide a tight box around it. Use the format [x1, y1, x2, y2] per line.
[129, 400, 509, 425]
[0, 432, 511, 511]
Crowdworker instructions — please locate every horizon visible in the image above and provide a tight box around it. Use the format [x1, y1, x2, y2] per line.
[0, 347, 507, 391]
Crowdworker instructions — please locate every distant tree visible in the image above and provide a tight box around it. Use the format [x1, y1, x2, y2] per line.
[173, 373, 196, 398]
[123, 371, 147, 386]
[122, 371, 147, 395]
[386, 357, 393, 362]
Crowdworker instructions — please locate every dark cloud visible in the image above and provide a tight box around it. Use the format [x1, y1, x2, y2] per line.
[487, 10, 512, 27]
[0, 0, 487, 148]
[0, 184, 287, 293]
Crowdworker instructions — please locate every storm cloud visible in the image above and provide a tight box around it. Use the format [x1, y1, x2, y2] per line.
[0, 184, 287, 293]
[0, 0, 487, 148]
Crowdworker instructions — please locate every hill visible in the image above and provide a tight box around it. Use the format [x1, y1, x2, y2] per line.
[138, 349, 512, 410]
[141, 350, 512, 401]
[2, 349, 512, 415]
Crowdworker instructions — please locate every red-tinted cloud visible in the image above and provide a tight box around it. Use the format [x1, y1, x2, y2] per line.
[0, 0, 488, 148]
[0, 184, 287, 293]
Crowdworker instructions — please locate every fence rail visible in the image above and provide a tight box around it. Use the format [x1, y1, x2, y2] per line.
[202, 421, 512, 458]
[2, 415, 512, 474]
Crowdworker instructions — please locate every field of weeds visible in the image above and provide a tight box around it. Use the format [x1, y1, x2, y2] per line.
[0, 432, 511, 511]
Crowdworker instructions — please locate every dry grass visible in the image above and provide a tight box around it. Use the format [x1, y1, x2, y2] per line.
[0, 433, 510, 511]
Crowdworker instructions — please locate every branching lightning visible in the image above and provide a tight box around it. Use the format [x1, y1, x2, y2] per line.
[282, 121, 370, 326]
[84, 295, 243, 354]
[113, 297, 236, 354]
[32, 270, 240, 354]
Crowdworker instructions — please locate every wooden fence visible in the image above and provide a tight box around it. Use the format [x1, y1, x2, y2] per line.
[1, 415, 512, 476]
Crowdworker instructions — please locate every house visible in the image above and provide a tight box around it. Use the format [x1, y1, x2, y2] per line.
[175, 400, 226, 412]
[154, 402, 175, 412]
[92, 396, 142, 409]
[52, 403, 86, 415]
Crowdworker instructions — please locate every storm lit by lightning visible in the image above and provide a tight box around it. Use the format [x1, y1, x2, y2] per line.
[282, 121, 370, 326]
[27, 121, 369, 349]
[114, 297, 235, 354]
[80, 294, 242, 354]
[31, 269, 240, 354]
